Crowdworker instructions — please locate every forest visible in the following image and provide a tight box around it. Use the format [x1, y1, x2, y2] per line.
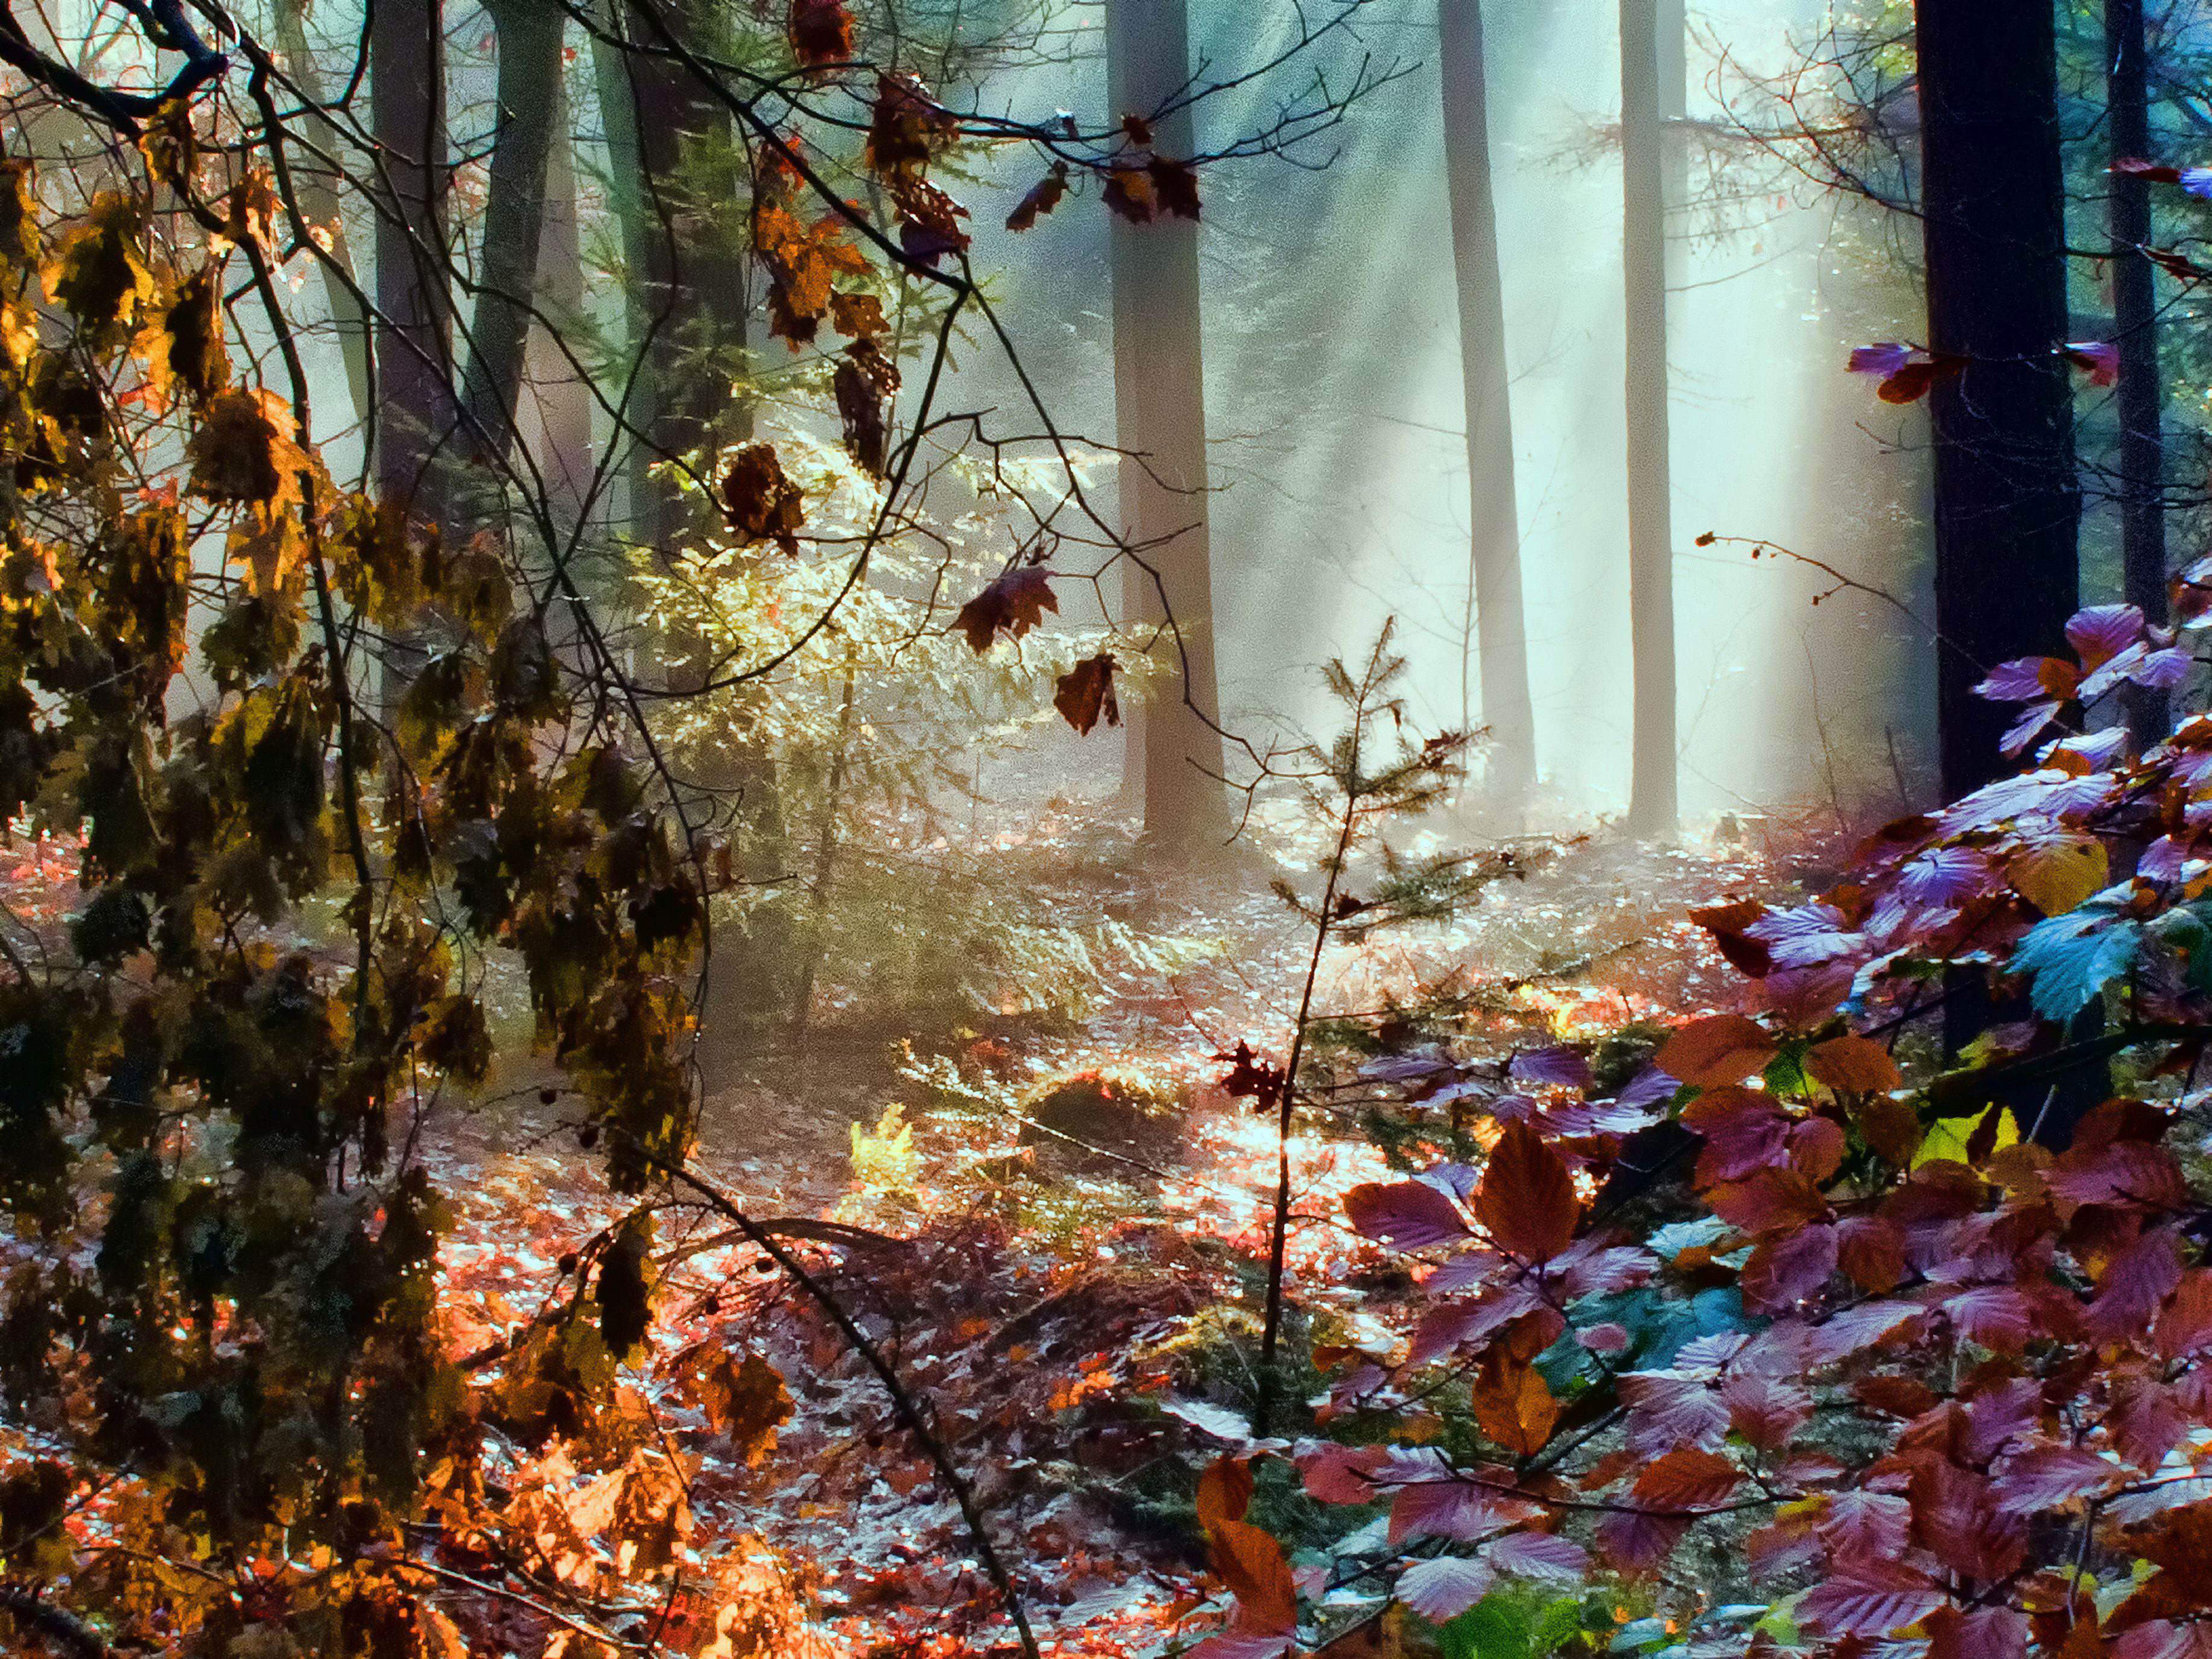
[4, 0, 2212, 1655]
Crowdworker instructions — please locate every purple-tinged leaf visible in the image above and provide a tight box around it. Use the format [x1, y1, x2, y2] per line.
[2001, 700, 2065, 756]
[1895, 847, 1993, 907]
[1817, 1489, 1911, 1565]
[1976, 657, 2061, 702]
[1510, 1045, 1592, 1091]
[1488, 1531, 1590, 1582]
[1617, 1065, 1681, 1108]
[1798, 1564, 1948, 1638]
[1990, 1445, 2115, 1513]
[1848, 343, 1913, 376]
[1396, 1556, 1495, 1622]
[2065, 341, 2121, 387]
[1345, 1180, 1469, 1250]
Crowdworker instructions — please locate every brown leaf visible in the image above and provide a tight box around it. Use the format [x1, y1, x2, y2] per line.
[1654, 1013, 1776, 1087]
[719, 443, 805, 554]
[1808, 1034, 1902, 1094]
[1472, 1350, 1558, 1456]
[953, 566, 1057, 652]
[669, 1347, 793, 1467]
[788, 0, 854, 65]
[1054, 653, 1121, 735]
[1877, 355, 1966, 404]
[1102, 162, 1158, 223]
[1856, 1093, 1924, 1167]
[1472, 1120, 1579, 1263]
[1149, 156, 1202, 219]
[1007, 163, 1071, 231]
[1632, 1446, 1741, 1511]
[830, 290, 888, 339]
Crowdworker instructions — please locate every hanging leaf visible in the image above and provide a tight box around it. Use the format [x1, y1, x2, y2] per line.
[1007, 162, 1070, 231]
[788, 0, 854, 65]
[1806, 1033, 1901, 1094]
[1054, 653, 1121, 735]
[953, 566, 1057, 652]
[1471, 1121, 1577, 1263]
[719, 443, 805, 555]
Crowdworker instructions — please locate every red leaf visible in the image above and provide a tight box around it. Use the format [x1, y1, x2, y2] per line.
[2089, 1228, 2186, 1343]
[1053, 653, 1121, 735]
[1992, 1445, 2116, 1514]
[1703, 1167, 1828, 1234]
[1345, 1180, 1469, 1251]
[1593, 1508, 1690, 1576]
[1722, 1369, 1813, 1449]
[1877, 354, 1967, 404]
[1653, 1014, 1776, 1086]
[1798, 1564, 1950, 1638]
[2112, 1378, 2188, 1470]
[1741, 1222, 1839, 1313]
[1682, 1085, 1790, 1182]
[952, 566, 1057, 652]
[1925, 1605, 2030, 1659]
[1149, 156, 1202, 219]
[1297, 1440, 1385, 1505]
[1632, 1447, 1741, 1512]
[1818, 1489, 1911, 1567]
[1472, 1120, 1579, 1263]
[1618, 1371, 1729, 1455]
[1387, 1477, 1539, 1545]
[2115, 157, 2185, 183]
[2158, 1271, 2212, 1360]
[1939, 1285, 2034, 1352]
[2048, 1140, 2188, 1211]
[1837, 1215, 1907, 1292]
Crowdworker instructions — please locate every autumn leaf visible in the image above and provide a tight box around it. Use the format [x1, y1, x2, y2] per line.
[1807, 1033, 1901, 1094]
[46, 192, 153, 335]
[669, 1345, 793, 1466]
[1103, 162, 1159, 223]
[1007, 163, 1070, 231]
[953, 566, 1057, 652]
[1472, 1120, 1578, 1263]
[1345, 1179, 1468, 1249]
[1150, 156, 1202, 218]
[1209, 1517, 1298, 1635]
[1196, 1454, 1255, 1532]
[1653, 1013, 1775, 1088]
[719, 444, 805, 555]
[788, 0, 854, 65]
[1472, 1350, 1558, 1455]
[1054, 653, 1121, 735]
[0, 157, 39, 268]
[188, 388, 307, 506]
[830, 289, 887, 339]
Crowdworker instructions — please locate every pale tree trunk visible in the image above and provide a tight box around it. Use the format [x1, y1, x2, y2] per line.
[1916, 0, 2078, 797]
[271, 0, 372, 431]
[528, 75, 595, 539]
[1107, 0, 1229, 857]
[1439, 0, 1533, 806]
[2108, 0, 2168, 745]
[1621, 0, 1677, 834]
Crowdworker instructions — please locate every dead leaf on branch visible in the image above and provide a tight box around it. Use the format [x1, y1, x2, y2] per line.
[667, 1343, 793, 1467]
[1007, 163, 1070, 231]
[953, 565, 1056, 652]
[719, 443, 804, 555]
[787, 0, 854, 66]
[1054, 653, 1120, 734]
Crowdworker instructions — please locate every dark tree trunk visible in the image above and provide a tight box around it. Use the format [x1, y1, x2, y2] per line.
[2108, 0, 2168, 745]
[1439, 0, 1533, 805]
[1106, 0, 1229, 857]
[1915, 0, 2079, 798]
[1621, 0, 1677, 835]
[598, 0, 749, 556]
[457, 0, 564, 468]
[370, 0, 451, 522]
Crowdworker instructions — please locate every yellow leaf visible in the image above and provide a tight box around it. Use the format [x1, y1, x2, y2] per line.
[1914, 1106, 2017, 1169]
[2010, 836, 2108, 916]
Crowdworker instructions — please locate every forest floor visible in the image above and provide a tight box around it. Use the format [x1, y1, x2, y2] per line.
[419, 813, 1835, 1658]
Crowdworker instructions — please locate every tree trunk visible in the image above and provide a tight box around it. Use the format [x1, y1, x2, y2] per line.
[1621, 0, 1677, 835]
[457, 0, 564, 469]
[369, 0, 451, 522]
[597, 0, 749, 556]
[1915, 0, 2079, 798]
[2108, 0, 2167, 745]
[1107, 0, 1230, 856]
[530, 74, 595, 539]
[1439, 0, 1533, 805]
[271, 0, 371, 432]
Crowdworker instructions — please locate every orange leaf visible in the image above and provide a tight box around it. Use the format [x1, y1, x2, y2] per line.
[1209, 1517, 1298, 1635]
[1472, 1351, 1558, 1456]
[1632, 1447, 1741, 1511]
[1472, 1120, 1579, 1263]
[1807, 1034, 1901, 1094]
[1196, 1454, 1254, 1532]
[1655, 1014, 1776, 1087]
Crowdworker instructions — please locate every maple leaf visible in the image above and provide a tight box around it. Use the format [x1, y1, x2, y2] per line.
[668, 1345, 793, 1467]
[1103, 162, 1159, 222]
[1150, 156, 1202, 218]
[866, 72, 954, 177]
[953, 565, 1057, 652]
[718, 443, 804, 555]
[1472, 1120, 1578, 1263]
[188, 388, 307, 506]
[1054, 653, 1121, 735]
[1007, 163, 1070, 231]
[787, 0, 854, 65]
